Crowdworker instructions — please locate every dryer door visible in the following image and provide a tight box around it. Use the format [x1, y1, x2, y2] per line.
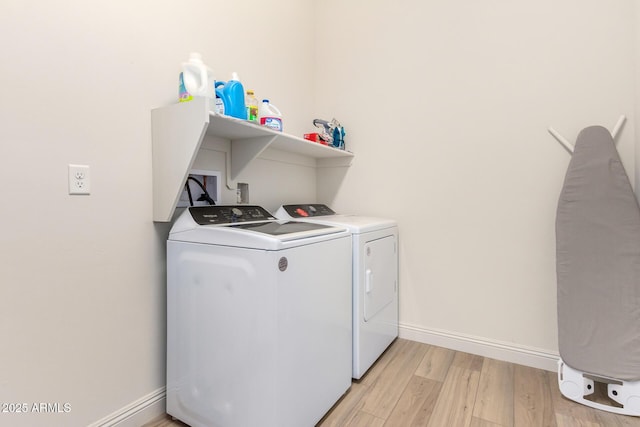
[364, 235, 397, 321]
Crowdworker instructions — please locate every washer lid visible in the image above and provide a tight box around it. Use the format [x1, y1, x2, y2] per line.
[275, 204, 397, 233]
[169, 205, 348, 249]
[227, 220, 339, 237]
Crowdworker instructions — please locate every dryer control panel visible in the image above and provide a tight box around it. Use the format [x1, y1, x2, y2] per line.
[281, 204, 336, 218]
[189, 205, 275, 225]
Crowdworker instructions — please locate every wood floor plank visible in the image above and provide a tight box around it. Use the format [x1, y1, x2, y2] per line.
[427, 365, 481, 427]
[317, 382, 369, 427]
[469, 416, 503, 427]
[514, 364, 556, 427]
[554, 413, 603, 427]
[384, 375, 442, 426]
[451, 350, 484, 372]
[359, 339, 429, 419]
[143, 416, 187, 427]
[594, 410, 640, 427]
[415, 345, 455, 382]
[341, 410, 386, 427]
[146, 340, 640, 427]
[359, 338, 408, 387]
[473, 358, 514, 426]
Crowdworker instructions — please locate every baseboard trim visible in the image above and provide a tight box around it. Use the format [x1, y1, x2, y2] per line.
[399, 322, 559, 372]
[89, 387, 166, 427]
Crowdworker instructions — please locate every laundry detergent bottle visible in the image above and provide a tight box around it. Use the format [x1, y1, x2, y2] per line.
[215, 72, 247, 119]
[179, 52, 215, 102]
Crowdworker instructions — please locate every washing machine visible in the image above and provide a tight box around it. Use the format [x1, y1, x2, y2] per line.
[167, 205, 352, 427]
[275, 204, 398, 379]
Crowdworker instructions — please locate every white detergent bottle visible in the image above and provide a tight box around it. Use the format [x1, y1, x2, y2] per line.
[258, 99, 283, 131]
[179, 52, 215, 103]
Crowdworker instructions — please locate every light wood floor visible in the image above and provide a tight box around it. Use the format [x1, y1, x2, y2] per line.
[144, 338, 640, 427]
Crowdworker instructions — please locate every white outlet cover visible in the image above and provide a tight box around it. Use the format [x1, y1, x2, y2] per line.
[69, 164, 90, 195]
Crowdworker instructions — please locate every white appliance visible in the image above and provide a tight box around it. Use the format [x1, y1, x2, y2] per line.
[167, 205, 352, 427]
[276, 204, 398, 379]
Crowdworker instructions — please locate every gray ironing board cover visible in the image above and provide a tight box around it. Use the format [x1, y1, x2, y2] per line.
[556, 125, 640, 381]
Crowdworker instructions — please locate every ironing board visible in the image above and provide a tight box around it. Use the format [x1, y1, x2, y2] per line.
[556, 125, 640, 415]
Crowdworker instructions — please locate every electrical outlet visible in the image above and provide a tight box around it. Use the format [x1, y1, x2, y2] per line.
[68, 164, 90, 195]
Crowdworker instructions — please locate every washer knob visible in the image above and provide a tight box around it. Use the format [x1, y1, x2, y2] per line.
[231, 207, 243, 216]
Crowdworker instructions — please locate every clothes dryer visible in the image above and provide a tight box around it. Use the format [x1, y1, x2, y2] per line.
[276, 204, 398, 379]
[167, 205, 352, 427]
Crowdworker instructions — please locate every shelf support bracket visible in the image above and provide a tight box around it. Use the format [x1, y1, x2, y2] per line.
[226, 135, 278, 185]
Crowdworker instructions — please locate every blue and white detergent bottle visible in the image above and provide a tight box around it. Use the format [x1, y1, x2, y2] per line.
[179, 52, 215, 103]
[215, 72, 247, 119]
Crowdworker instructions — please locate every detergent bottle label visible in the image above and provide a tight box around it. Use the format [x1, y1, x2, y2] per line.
[215, 97, 224, 114]
[178, 72, 193, 102]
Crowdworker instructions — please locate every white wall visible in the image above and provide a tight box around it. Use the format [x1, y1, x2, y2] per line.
[636, 2, 640, 195]
[315, 0, 636, 361]
[0, 1, 315, 426]
[193, 139, 319, 213]
[2, 1, 639, 425]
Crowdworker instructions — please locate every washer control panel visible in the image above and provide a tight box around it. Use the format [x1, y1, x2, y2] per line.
[281, 204, 336, 218]
[189, 205, 275, 225]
